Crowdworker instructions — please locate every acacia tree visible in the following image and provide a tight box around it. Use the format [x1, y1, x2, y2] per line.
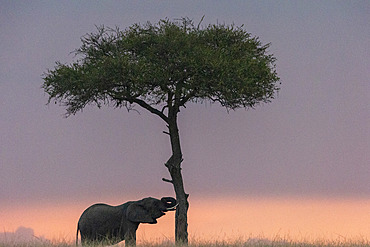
[42, 18, 279, 244]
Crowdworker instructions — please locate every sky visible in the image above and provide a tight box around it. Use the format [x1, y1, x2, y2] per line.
[0, 0, 369, 242]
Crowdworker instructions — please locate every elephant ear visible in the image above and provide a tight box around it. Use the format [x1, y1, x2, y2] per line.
[126, 203, 156, 224]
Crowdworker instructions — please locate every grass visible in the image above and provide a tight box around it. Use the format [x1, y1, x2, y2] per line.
[1, 236, 369, 247]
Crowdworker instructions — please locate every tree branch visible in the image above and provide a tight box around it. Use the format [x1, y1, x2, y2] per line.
[179, 90, 197, 107]
[162, 178, 174, 184]
[163, 131, 170, 136]
[161, 105, 168, 114]
[130, 98, 169, 123]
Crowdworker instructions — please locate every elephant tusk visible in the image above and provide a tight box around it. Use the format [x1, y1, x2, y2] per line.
[166, 203, 178, 211]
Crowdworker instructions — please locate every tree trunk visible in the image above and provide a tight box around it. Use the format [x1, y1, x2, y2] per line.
[166, 116, 189, 244]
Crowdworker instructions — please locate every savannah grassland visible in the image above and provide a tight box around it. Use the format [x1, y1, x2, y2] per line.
[2, 199, 369, 247]
[1, 236, 369, 247]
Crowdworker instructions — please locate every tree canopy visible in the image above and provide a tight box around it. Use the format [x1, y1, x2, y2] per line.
[43, 18, 279, 122]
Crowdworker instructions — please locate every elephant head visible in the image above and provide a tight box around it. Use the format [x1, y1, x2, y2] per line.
[126, 197, 177, 224]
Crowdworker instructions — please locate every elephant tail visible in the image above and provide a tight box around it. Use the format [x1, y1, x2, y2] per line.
[76, 223, 79, 246]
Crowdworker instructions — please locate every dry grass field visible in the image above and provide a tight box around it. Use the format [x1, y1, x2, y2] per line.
[1, 236, 369, 247]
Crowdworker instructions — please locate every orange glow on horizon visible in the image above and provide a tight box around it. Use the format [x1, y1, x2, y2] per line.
[1, 197, 369, 243]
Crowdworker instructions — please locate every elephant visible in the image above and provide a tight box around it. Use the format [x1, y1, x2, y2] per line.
[76, 197, 177, 246]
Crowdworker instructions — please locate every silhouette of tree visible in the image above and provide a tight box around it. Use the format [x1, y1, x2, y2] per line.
[43, 18, 280, 244]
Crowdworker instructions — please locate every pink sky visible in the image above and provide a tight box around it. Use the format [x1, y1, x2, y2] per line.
[0, 1, 369, 243]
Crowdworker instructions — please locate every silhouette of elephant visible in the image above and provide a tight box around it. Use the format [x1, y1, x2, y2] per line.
[76, 197, 177, 246]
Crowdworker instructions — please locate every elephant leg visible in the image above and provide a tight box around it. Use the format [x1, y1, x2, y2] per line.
[80, 235, 88, 246]
[124, 230, 136, 247]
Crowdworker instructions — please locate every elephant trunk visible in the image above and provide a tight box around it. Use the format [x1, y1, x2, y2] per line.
[161, 197, 177, 211]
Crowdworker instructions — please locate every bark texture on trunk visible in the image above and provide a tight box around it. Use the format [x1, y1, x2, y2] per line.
[166, 115, 189, 244]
